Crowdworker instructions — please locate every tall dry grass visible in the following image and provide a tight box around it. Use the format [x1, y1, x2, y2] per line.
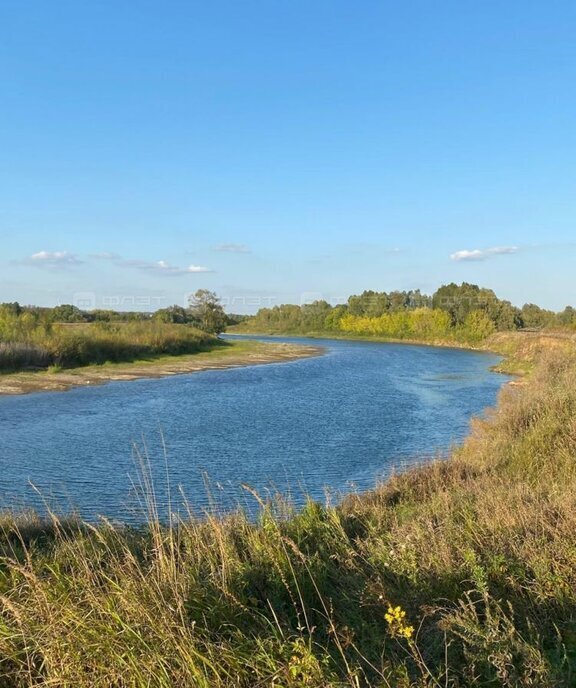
[0, 319, 220, 372]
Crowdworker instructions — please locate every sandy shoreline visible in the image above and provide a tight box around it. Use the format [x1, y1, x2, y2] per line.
[0, 340, 324, 397]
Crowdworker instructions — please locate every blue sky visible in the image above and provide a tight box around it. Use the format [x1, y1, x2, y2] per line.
[1, 1, 575, 312]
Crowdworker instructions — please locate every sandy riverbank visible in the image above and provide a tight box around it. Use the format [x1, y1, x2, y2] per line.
[0, 340, 324, 396]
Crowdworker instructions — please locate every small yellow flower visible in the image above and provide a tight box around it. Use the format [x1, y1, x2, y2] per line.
[399, 624, 415, 639]
[385, 604, 414, 640]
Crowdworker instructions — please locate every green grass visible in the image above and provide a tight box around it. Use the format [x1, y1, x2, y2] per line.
[0, 340, 574, 686]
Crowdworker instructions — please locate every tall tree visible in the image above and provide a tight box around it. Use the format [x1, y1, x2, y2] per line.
[187, 290, 227, 334]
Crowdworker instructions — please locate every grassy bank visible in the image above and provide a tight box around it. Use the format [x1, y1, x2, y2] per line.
[0, 336, 574, 686]
[0, 339, 322, 396]
[487, 330, 576, 375]
[0, 320, 221, 372]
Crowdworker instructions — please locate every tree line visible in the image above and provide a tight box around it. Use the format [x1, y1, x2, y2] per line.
[236, 283, 576, 342]
[0, 290, 240, 333]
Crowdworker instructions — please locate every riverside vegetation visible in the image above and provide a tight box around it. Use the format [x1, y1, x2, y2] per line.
[0, 331, 574, 685]
[0, 291, 244, 373]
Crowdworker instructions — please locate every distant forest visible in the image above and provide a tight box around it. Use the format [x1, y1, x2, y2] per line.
[234, 283, 576, 343]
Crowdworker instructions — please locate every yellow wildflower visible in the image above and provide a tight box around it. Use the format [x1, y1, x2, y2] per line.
[385, 604, 414, 640]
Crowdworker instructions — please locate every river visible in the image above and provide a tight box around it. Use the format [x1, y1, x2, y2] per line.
[0, 336, 508, 521]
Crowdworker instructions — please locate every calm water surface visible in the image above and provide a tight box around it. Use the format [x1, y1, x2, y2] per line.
[0, 336, 508, 521]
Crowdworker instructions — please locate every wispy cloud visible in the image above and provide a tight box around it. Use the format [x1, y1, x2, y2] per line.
[25, 251, 84, 269]
[86, 252, 214, 275]
[450, 246, 519, 262]
[119, 258, 213, 276]
[152, 260, 213, 275]
[213, 243, 251, 254]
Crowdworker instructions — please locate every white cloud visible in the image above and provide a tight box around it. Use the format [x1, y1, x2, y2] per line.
[27, 251, 84, 268]
[450, 246, 519, 262]
[213, 243, 251, 253]
[186, 264, 213, 273]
